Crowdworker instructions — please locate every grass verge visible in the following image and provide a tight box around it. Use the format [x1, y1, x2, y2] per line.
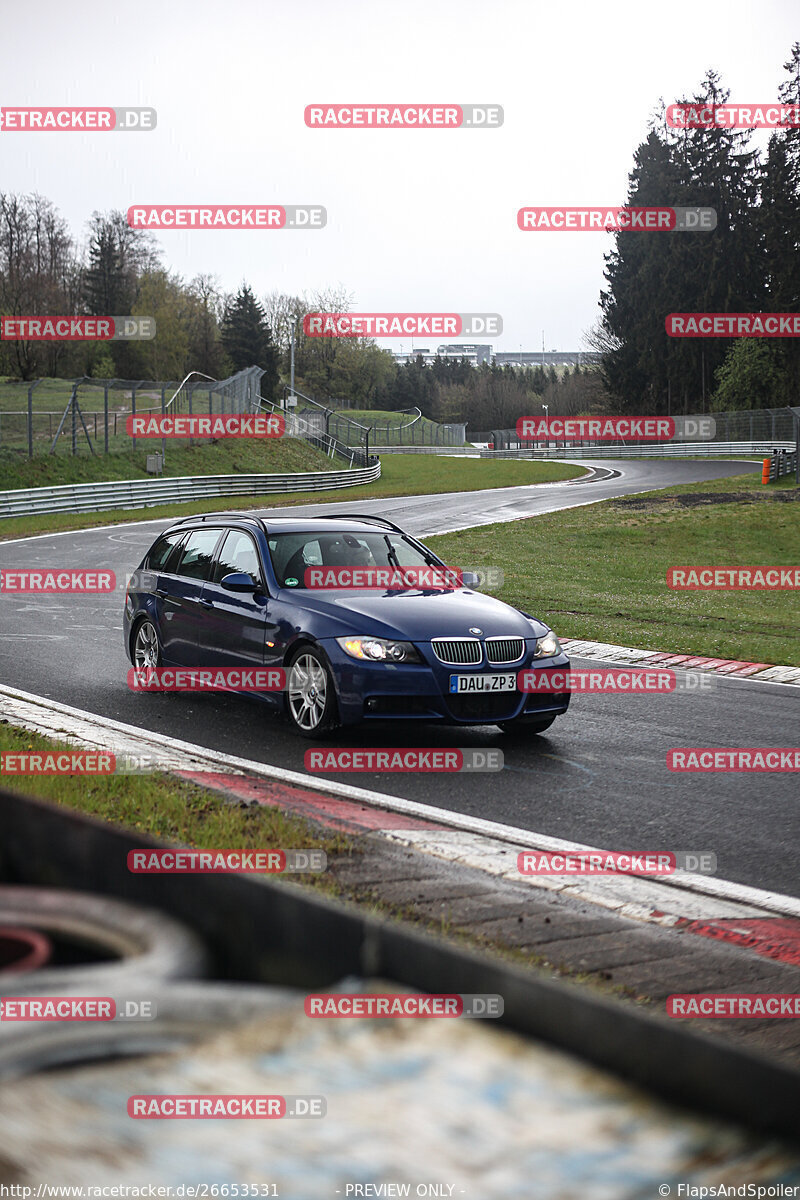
[0, 721, 351, 879]
[426, 471, 800, 666]
[0, 437, 335, 491]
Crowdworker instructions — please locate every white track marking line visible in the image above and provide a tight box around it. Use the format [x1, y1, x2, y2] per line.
[1, 682, 799, 922]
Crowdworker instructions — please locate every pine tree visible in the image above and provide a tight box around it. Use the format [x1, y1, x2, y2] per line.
[221, 284, 279, 399]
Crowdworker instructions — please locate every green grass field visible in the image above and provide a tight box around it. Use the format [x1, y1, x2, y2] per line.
[0, 436, 335, 492]
[426, 471, 800, 666]
[327, 408, 466, 446]
[0, 378, 180, 412]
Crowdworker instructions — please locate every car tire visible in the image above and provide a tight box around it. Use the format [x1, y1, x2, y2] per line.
[132, 617, 162, 672]
[497, 714, 558, 736]
[284, 644, 339, 739]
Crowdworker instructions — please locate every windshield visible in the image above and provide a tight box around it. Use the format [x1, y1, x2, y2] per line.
[267, 530, 441, 589]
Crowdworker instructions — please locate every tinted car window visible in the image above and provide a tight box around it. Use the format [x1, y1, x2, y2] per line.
[267, 531, 432, 587]
[146, 532, 185, 572]
[174, 529, 222, 581]
[215, 530, 264, 588]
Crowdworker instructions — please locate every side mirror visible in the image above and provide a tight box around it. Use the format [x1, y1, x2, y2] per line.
[460, 571, 481, 589]
[220, 571, 257, 593]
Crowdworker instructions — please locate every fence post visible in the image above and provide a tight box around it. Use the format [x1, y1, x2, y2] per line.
[161, 386, 166, 464]
[71, 384, 78, 455]
[104, 383, 109, 454]
[27, 381, 35, 459]
[131, 387, 137, 453]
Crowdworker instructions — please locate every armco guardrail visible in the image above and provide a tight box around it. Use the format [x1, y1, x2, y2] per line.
[763, 448, 798, 482]
[479, 442, 795, 459]
[0, 463, 381, 519]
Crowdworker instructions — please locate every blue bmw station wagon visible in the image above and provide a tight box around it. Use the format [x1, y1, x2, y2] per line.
[123, 512, 570, 738]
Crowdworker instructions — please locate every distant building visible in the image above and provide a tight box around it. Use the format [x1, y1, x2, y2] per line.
[389, 346, 600, 368]
[494, 350, 601, 368]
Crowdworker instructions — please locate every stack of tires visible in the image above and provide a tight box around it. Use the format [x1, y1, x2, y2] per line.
[0, 887, 295, 1078]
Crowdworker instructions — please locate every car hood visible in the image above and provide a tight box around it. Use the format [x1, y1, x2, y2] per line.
[282, 587, 550, 641]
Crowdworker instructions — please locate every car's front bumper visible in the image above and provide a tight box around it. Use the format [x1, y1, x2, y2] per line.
[320, 639, 571, 726]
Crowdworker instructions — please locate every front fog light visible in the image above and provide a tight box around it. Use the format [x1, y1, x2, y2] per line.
[534, 632, 561, 658]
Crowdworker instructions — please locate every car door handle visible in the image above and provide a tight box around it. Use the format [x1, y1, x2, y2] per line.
[198, 598, 214, 609]
[155, 588, 168, 598]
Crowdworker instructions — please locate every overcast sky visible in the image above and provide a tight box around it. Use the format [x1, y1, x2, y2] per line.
[2, 0, 797, 352]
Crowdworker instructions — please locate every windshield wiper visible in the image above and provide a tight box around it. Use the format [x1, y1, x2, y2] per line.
[383, 535, 401, 570]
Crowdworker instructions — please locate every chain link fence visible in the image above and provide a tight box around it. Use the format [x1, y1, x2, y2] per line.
[482, 406, 800, 452]
[282, 387, 465, 447]
[0, 367, 266, 459]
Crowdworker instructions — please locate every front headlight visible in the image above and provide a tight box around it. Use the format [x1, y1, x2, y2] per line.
[534, 631, 561, 659]
[336, 635, 423, 664]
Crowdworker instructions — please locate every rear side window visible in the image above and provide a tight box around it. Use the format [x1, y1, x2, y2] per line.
[145, 532, 184, 573]
[174, 528, 223, 581]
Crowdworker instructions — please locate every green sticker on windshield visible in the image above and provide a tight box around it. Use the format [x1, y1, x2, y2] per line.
[285, 577, 299, 586]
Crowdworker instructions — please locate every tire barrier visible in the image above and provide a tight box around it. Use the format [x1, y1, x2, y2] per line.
[0, 981, 299, 1080]
[0, 927, 52, 976]
[0, 887, 208, 993]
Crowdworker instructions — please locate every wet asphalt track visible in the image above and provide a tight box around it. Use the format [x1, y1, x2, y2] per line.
[2, 456, 798, 898]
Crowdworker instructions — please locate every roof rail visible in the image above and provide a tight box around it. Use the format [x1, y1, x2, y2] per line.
[172, 512, 268, 532]
[313, 513, 406, 535]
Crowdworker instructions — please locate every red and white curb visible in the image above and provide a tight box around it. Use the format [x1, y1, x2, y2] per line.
[560, 637, 800, 687]
[1, 682, 799, 969]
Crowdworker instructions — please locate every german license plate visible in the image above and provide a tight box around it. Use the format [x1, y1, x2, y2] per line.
[449, 673, 516, 694]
